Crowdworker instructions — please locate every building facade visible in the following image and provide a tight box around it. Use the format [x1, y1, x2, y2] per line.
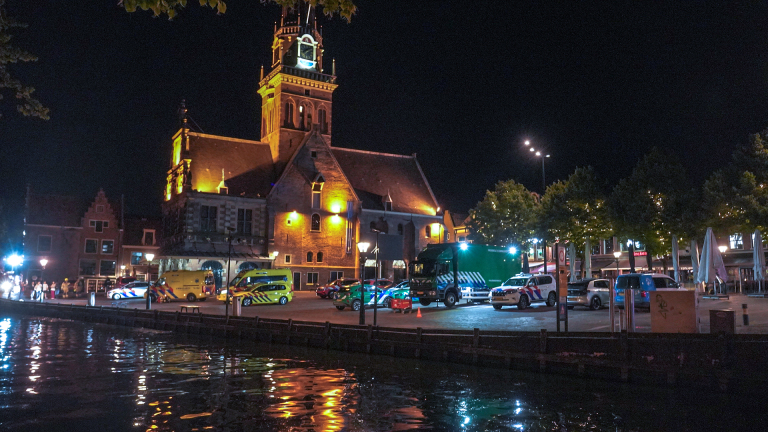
[160, 5, 443, 290]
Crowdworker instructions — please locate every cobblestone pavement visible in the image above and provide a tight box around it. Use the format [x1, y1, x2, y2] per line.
[24, 291, 768, 334]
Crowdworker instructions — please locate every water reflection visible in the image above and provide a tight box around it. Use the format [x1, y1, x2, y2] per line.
[0, 315, 766, 431]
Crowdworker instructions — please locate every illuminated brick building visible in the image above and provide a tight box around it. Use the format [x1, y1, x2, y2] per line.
[160, 5, 443, 290]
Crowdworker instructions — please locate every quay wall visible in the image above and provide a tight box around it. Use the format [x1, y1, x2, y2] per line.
[2, 299, 767, 392]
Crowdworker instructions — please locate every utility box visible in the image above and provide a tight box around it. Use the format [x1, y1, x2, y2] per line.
[650, 290, 698, 333]
[88, 292, 96, 307]
[234, 296, 242, 317]
[710, 309, 735, 335]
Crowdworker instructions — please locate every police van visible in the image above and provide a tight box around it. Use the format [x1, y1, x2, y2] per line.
[489, 273, 557, 310]
[218, 268, 292, 300]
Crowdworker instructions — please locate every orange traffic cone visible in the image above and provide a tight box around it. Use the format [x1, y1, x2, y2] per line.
[417, 307, 422, 318]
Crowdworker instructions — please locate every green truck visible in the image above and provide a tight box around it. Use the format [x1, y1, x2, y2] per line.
[408, 243, 522, 308]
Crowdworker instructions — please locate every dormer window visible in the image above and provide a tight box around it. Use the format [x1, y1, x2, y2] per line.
[311, 175, 324, 209]
[382, 191, 393, 212]
[384, 202, 392, 212]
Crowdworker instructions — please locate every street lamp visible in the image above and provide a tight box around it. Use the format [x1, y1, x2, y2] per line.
[370, 228, 382, 326]
[523, 139, 550, 193]
[718, 245, 728, 254]
[613, 251, 621, 276]
[39, 259, 48, 301]
[120, 265, 126, 276]
[145, 253, 154, 282]
[356, 241, 370, 325]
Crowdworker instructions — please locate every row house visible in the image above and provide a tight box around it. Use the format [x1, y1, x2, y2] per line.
[23, 188, 158, 291]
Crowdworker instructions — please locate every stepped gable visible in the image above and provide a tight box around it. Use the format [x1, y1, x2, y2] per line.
[186, 132, 276, 197]
[330, 147, 439, 214]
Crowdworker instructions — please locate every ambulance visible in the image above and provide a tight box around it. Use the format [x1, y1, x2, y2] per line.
[218, 268, 292, 299]
[146, 270, 215, 302]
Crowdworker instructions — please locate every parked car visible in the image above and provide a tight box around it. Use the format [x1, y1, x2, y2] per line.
[316, 278, 359, 299]
[489, 274, 557, 310]
[614, 273, 684, 310]
[566, 278, 612, 310]
[333, 283, 377, 311]
[373, 281, 410, 308]
[114, 277, 138, 289]
[107, 281, 150, 300]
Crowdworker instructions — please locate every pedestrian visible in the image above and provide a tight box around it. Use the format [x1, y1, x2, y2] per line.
[42, 281, 49, 301]
[50, 281, 58, 299]
[61, 278, 70, 298]
[34, 281, 42, 301]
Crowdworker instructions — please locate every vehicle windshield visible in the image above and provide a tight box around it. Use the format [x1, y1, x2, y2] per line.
[228, 270, 249, 287]
[410, 260, 435, 277]
[238, 275, 287, 288]
[616, 276, 640, 290]
[567, 282, 588, 290]
[503, 277, 528, 287]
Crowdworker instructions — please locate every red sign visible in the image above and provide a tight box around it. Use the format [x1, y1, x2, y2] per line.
[634, 251, 647, 256]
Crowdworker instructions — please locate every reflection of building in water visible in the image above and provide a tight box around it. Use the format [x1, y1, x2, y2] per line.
[265, 368, 358, 431]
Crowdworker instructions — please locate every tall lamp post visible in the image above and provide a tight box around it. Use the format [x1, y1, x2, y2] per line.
[371, 228, 382, 326]
[523, 140, 550, 194]
[145, 253, 155, 281]
[612, 251, 621, 333]
[718, 245, 728, 294]
[40, 259, 48, 302]
[356, 241, 370, 325]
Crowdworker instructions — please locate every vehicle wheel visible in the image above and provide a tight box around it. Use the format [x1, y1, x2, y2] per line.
[444, 291, 457, 308]
[383, 298, 391, 308]
[335, 305, 345, 311]
[279, 296, 288, 305]
[419, 298, 432, 306]
[351, 299, 362, 311]
[112, 293, 121, 300]
[546, 291, 556, 307]
[493, 304, 502, 310]
[589, 296, 602, 310]
[186, 293, 196, 302]
[242, 297, 252, 307]
[517, 294, 530, 310]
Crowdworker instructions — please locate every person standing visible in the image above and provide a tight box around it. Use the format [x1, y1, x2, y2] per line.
[50, 281, 58, 299]
[33, 281, 42, 301]
[42, 281, 49, 301]
[61, 279, 70, 298]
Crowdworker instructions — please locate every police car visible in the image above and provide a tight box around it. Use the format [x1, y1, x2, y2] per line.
[489, 274, 557, 310]
[217, 281, 293, 306]
[107, 281, 150, 300]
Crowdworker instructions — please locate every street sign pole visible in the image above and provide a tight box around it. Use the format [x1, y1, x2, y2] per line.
[555, 243, 560, 333]
[556, 243, 568, 333]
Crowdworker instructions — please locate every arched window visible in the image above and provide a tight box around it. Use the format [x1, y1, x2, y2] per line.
[397, 224, 403, 235]
[261, 118, 267, 138]
[284, 102, 294, 127]
[299, 105, 305, 130]
[317, 252, 323, 263]
[425, 224, 432, 238]
[306, 110, 313, 131]
[311, 213, 321, 232]
[318, 108, 327, 133]
[307, 252, 313, 263]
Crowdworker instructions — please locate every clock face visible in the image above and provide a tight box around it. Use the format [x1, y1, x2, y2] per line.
[297, 34, 316, 69]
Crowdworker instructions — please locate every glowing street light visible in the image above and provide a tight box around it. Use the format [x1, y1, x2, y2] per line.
[356, 241, 371, 326]
[718, 245, 728, 254]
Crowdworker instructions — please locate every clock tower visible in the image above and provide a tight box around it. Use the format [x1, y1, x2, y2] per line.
[258, 4, 338, 171]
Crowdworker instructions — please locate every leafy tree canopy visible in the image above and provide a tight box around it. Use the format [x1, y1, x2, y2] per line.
[120, 0, 357, 21]
[540, 166, 612, 250]
[0, 0, 49, 120]
[704, 131, 768, 232]
[608, 147, 688, 257]
[467, 180, 540, 248]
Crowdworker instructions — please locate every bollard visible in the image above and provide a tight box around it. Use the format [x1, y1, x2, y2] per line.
[743, 304, 749, 326]
[146, 293, 151, 310]
[88, 292, 96, 307]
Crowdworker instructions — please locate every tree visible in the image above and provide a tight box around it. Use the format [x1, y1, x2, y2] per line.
[0, 0, 49, 120]
[120, 0, 357, 21]
[704, 130, 768, 233]
[467, 180, 540, 248]
[608, 148, 689, 268]
[539, 166, 612, 252]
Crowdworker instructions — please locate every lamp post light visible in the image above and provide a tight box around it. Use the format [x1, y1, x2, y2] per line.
[371, 228, 382, 326]
[120, 265, 126, 277]
[356, 241, 370, 325]
[39, 259, 48, 301]
[523, 139, 550, 194]
[145, 253, 155, 281]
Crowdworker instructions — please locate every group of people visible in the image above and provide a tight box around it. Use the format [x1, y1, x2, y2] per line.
[22, 278, 84, 301]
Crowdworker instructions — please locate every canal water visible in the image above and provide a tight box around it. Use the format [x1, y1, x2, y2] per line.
[0, 315, 765, 432]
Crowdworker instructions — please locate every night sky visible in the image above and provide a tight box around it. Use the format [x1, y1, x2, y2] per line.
[3, 1, 768, 233]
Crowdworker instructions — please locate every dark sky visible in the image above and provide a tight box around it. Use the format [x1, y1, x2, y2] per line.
[3, 1, 768, 230]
